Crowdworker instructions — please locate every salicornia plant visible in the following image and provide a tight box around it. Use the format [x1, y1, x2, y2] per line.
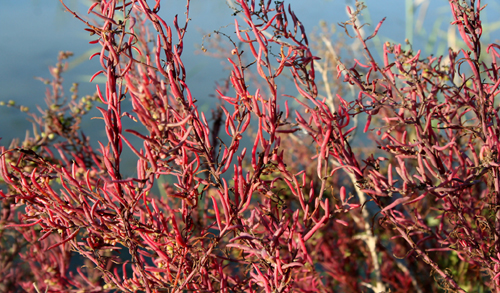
[1, 0, 499, 292]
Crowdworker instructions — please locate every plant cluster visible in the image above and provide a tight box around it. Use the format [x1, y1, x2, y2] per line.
[1, 0, 499, 292]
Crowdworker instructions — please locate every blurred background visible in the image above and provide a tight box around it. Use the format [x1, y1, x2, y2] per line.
[1, 0, 500, 148]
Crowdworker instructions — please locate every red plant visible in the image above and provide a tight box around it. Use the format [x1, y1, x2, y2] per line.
[1, 0, 499, 292]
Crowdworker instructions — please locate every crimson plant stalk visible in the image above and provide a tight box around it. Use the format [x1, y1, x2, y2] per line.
[1, 0, 499, 292]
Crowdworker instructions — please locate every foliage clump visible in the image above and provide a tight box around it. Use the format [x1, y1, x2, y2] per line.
[1, 0, 499, 292]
